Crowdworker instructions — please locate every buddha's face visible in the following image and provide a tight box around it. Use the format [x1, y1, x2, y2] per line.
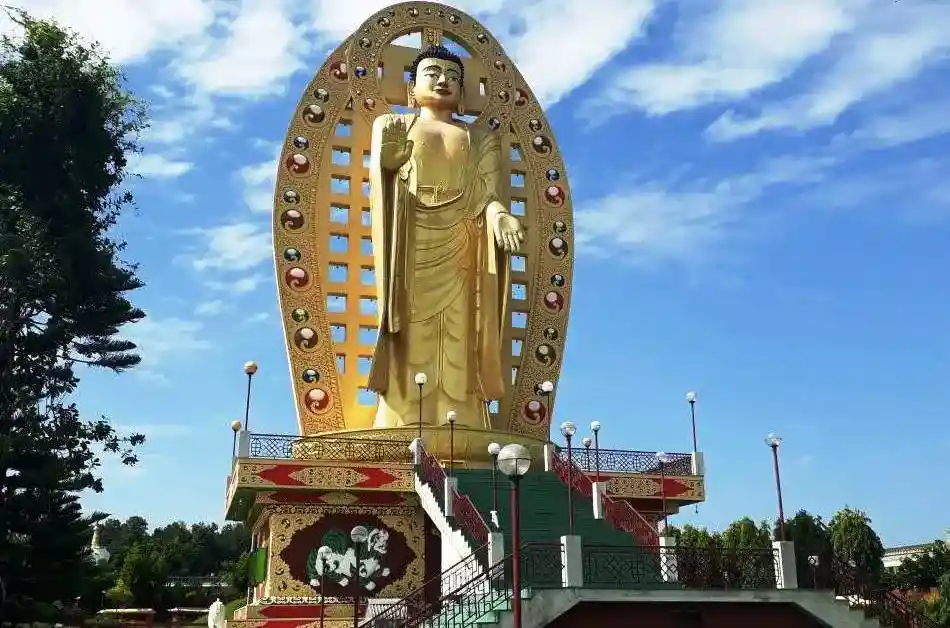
[410, 57, 463, 110]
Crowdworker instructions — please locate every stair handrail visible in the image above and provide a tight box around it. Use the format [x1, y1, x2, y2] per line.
[552, 445, 658, 546]
[416, 442, 491, 551]
[812, 521, 940, 628]
[362, 542, 561, 628]
[360, 541, 490, 628]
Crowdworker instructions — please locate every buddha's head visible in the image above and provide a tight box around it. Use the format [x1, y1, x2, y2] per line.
[407, 44, 465, 113]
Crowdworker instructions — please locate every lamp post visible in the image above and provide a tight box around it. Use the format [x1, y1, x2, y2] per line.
[582, 437, 592, 472]
[231, 420, 242, 457]
[488, 442, 501, 528]
[447, 410, 457, 477]
[686, 391, 698, 452]
[560, 421, 577, 536]
[317, 545, 332, 628]
[497, 444, 531, 628]
[538, 380, 554, 419]
[590, 421, 602, 483]
[243, 361, 258, 432]
[766, 433, 787, 542]
[350, 526, 369, 628]
[655, 451, 673, 533]
[414, 372, 427, 446]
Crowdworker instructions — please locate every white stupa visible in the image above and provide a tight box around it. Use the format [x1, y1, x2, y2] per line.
[89, 523, 110, 565]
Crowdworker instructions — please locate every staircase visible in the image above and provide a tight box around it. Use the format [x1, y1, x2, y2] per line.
[453, 467, 632, 553]
[412, 440, 492, 579]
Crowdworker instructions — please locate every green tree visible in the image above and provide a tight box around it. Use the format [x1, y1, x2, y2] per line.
[828, 507, 885, 586]
[778, 510, 832, 588]
[116, 541, 169, 609]
[0, 10, 147, 623]
[892, 541, 950, 591]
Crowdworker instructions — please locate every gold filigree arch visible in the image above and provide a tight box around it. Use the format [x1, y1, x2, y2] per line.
[273, 1, 574, 440]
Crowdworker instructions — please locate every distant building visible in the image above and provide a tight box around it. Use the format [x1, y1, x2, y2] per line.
[883, 533, 948, 572]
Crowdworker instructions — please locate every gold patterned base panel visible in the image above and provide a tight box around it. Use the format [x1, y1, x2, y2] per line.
[262, 502, 425, 601]
[605, 474, 705, 502]
[318, 425, 549, 465]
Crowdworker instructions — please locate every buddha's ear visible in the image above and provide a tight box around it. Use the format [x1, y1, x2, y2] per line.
[457, 85, 465, 115]
[406, 81, 418, 108]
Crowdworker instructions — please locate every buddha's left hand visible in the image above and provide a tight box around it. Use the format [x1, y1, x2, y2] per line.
[493, 212, 526, 253]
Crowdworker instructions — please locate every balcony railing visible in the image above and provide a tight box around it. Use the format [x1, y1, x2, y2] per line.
[246, 433, 413, 464]
[583, 545, 779, 590]
[564, 447, 694, 476]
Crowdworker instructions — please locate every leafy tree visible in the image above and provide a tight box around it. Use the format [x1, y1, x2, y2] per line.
[891, 540, 950, 591]
[116, 541, 169, 609]
[777, 510, 833, 588]
[828, 507, 885, 586]
[0, 10, 147, 622]
[222, 553, 252, 592]
[721, 517, 772, 549]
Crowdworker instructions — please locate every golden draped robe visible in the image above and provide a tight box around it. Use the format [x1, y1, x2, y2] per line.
[366, 112, 509, 429]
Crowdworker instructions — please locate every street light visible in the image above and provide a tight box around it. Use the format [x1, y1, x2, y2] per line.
[243, 361, 258, 432]
[590, 421, 602, 483]
[350, 526, 369, 628]
[655, 451, 673, 533]
[539, 380, 554, 419]
[414, 372, 427, 446]
[765, 433, 787, 542]
[317, 545, 332, 628]
[230, 420, 242, 457]
[582, 437, 592, 471]
[497, 444, 531, 628]
[447, 410, 457, 477]
[560, 421, 577, 536]
[488, 442, 501, 529]
[686, 391, 698, 452]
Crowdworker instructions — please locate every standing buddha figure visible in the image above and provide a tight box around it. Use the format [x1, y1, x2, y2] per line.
[366, 45, 525, 430]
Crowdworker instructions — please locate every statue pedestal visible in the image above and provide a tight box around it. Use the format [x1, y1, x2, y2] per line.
[313, 426, 548, 466]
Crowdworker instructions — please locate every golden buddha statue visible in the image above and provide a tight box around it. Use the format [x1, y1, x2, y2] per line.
[367, 45, 525, 431]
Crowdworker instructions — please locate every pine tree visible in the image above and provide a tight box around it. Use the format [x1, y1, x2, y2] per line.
[0, 10, 147, 622]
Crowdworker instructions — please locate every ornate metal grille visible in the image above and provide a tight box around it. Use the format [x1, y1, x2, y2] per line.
[583, 545, 779, 590]
[564, 447, 693, 476]
[247, 433, 413, 463]
[551, 448, 658, 546]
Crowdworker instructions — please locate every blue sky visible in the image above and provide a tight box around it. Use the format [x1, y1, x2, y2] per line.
[8, 0, 950, 546]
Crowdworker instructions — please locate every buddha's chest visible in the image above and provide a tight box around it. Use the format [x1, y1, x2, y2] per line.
[409, 122, 469, 166]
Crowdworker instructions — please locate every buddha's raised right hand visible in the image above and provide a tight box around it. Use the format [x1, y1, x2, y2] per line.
[379, 117, 414, 171]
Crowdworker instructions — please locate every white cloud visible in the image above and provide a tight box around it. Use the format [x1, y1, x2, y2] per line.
[194, 300, 227, 316]
[129, 153, 194, 179]
[243, 312, 270, 324]
[207, 274, 269, 294]
[840, 100, 950, 150]
[240, 156, 279, 213]
[588, 0, 861, 117]
[576, 155, 836, 263]
[0, 0, 217, 64]
[707, 2, 950, 141]
[188, 223, 273, 272]
[123, 316, 213, 381]
[175, 0, 308, 97]
[498, 0, 657, 106]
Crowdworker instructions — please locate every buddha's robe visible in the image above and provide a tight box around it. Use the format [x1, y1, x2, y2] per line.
[366, 112, 509, 429]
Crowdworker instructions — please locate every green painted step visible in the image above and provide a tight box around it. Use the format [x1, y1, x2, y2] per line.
[454, 468, 637, 552]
